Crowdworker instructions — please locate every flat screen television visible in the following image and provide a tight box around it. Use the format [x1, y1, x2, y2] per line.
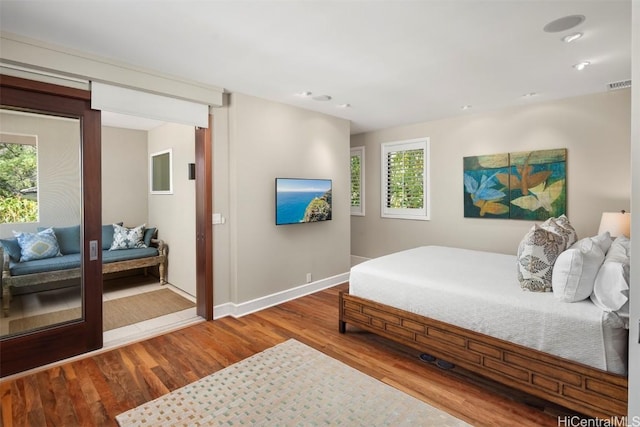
[275, 178, 332, 225]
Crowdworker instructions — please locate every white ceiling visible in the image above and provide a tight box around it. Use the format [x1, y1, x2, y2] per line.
[0, 1, 632, 134]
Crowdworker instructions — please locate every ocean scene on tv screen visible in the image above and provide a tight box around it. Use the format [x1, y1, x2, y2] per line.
[276, 179, 332, 225]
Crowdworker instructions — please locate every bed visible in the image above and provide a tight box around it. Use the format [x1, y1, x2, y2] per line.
[339, 245, 628, 419]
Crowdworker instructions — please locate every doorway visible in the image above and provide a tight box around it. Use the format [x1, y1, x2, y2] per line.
[98, 112, 211, 344]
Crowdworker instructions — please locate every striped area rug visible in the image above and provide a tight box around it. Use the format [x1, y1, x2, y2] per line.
[116, 339, 469, 426]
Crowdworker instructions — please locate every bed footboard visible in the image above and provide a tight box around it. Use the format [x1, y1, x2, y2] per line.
[339, 291, 627, 419]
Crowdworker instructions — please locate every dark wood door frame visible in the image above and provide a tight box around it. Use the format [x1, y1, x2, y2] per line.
[0, 75, 103, 376]
[195, 115, 213, 320]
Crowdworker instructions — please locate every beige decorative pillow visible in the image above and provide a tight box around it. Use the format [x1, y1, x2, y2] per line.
[517, 224, 568, 292]
[541, 215, 578, 248]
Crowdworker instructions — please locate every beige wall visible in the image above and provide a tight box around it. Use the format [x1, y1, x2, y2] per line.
[212, 105, 231, 305]
[101, 126, 148, 226]
[148, 123, 196, 296]
[628, 0, 639, 419]
[214, 93, 351, 304]
[0, 111, 81, 237]
[351, 90, 631, 259]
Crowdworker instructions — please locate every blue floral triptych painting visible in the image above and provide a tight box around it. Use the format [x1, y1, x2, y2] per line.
[463, 148, 567, 220]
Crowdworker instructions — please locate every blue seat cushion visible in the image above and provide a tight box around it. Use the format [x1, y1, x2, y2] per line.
[9, 247, 159, 276]
[10, 254, 82, 276]
[102, 247, 159, 263]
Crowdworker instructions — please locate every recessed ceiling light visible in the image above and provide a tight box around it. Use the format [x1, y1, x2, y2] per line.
[573, 61, 591, 71]
[337, 103, 351, 108]
[297, 91, 312, 97]
[461, 105, 472, 110]
[562, 32, 583, 43]
[312, 95, 332, 101]
[543, 15, 585, 33]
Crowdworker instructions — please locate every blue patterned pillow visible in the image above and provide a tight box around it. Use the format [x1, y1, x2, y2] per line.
[109, 224, 146, 250]
[13, 228, 62, 262]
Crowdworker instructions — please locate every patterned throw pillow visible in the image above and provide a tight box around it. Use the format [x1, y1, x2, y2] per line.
[517, 219, 575, 292]
[109, 224, 147, 250]
[13, 228, 62, 262]
[542, 215, 578, 248]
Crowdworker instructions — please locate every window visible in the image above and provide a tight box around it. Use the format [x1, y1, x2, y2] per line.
[0, 133, 39, 223]
[381, 137, 430, 220]
[350, 146, 365, 216]
[150, 149, 173, 194]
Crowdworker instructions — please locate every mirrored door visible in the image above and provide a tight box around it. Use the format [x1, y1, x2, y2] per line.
[0, 75, 102, 377]
[1, 109, 83, 335]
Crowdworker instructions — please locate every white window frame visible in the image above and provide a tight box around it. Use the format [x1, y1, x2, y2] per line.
[149, 149, 173, 195]
[380, 137, 430, 220]
[350, 146, 365, 216]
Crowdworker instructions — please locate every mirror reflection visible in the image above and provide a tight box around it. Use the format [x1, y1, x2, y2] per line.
[0, 108, 82, 337]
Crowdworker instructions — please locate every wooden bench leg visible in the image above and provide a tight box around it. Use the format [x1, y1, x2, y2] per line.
[2, 284, 11, 317]
[159, 260, 167, 285]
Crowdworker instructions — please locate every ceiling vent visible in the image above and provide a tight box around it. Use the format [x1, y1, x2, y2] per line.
[607, 80, 631, 91]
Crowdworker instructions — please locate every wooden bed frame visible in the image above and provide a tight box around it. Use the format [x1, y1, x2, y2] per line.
[339, 291, 627, 419]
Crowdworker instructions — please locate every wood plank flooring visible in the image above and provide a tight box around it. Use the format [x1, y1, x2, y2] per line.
[1, 284, 582, 426]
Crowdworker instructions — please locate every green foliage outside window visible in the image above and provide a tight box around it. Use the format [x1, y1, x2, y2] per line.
[350, 154, 361, 207]
[386, 149, 424, 209]
[0, 143, 38, 223]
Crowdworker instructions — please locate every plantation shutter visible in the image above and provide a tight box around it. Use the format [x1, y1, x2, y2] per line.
[350, 146, 365, 215]
[381, 138, 430, 220]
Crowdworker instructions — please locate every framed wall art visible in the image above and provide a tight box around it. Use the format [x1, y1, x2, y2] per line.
[463, 148, 566, 220]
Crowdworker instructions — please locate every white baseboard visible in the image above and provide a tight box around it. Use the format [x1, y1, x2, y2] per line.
[213, 272, 349, 319]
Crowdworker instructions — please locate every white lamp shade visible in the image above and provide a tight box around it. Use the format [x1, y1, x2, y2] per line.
[598, 211, 631, 238]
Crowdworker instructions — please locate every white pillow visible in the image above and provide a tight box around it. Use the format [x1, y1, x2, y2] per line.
[606, 236, 630, 262]
[590, 231, 612, 254]
[590, 235, 630, 328]
[552, 237, 605, 302]
[591, 261, 629, 312]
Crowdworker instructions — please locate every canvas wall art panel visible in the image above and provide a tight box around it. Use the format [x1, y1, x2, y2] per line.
[463, 153, 510, 218]
[463, 148, 567, 220]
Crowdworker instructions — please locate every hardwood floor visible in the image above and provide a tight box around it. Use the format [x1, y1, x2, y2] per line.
[1, 283, 579, 426]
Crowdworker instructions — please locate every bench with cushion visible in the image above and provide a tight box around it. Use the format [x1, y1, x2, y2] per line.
[0, 223, 167, 317]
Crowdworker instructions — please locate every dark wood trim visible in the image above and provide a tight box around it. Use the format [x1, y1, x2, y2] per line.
[0, 74, 91, 101]
[195, 115, 213, 320]
[0, 75, 103, 376]
[339, 291, 628, 419]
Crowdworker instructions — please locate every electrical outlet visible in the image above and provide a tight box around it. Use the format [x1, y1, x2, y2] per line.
[306, 273, 312, 283]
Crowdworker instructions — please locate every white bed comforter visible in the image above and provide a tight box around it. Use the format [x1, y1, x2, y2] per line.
[349, 246, 628, 375]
